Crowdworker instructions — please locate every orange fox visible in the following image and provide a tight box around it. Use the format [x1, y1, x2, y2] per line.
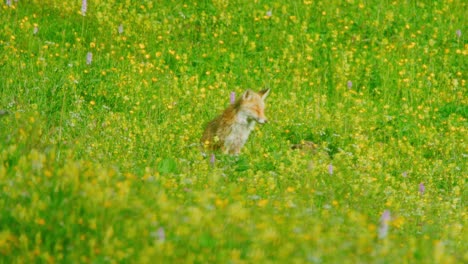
[201, 89, 271, 155]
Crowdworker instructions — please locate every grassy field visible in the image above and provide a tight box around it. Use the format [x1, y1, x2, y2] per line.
[0, 0, 466, 263]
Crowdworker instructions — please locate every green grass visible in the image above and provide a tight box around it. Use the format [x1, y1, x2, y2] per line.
[1, 0, 466, 263]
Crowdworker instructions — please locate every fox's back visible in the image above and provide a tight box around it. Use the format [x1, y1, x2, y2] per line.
[200, 104, 241, 150]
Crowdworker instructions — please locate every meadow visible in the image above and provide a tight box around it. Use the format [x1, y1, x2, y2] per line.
[0, 0, 466, 263]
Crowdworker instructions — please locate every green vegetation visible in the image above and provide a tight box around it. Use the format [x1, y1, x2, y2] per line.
[1, 0, 466, 263]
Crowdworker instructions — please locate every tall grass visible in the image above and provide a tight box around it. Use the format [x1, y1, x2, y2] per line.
[1, 0, 466, 263]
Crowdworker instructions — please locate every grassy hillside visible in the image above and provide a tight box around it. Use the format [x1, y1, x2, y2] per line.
[0, 0, 466, 263]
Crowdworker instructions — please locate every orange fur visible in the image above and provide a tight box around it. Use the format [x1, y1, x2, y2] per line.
[201, 89, 270, 155]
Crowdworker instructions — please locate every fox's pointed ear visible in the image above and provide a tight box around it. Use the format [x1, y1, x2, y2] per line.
[242, 90, 253, 101]
[259, 88, 270, 100]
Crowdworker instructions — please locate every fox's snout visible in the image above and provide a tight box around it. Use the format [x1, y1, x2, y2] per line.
[246, 114, 267, 124]
[257, 117, 268, 124]
[247, 109, 267, 124]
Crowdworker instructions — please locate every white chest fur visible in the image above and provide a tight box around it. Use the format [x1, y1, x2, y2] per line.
[224, 114, 256, 153]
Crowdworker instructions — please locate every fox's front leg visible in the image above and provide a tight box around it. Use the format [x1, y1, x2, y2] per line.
[230, 146, 241, 156]
[223, 144, 241, 155]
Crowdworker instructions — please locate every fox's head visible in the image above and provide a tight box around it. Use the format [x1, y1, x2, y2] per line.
[237, 88, 271, 124]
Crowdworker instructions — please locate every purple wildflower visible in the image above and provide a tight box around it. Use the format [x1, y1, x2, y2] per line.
[81, 0, 87, 16]
[328, 164, 333, 175]
[402, 171, 408, 177]
[86, 52, 93, 65]
[6, 0, 11, 6]
[266, 10, 272, 17]
[378, 210, 391, 239]
[210, 153, 215, 166]
[230, 92, 236, 104]
[456, 29, 461, 38]
[157, 227, 165, 242]
[118, 24, 124, 34]
[347, 80, 353, 89]
[419, 183, 425, 195]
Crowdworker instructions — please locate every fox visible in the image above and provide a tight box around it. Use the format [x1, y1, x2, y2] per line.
[201, 88, 271, 155]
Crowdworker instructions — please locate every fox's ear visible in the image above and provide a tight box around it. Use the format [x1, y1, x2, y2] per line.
[242, 90, 253, 101]
[259, 88, 270, 100]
